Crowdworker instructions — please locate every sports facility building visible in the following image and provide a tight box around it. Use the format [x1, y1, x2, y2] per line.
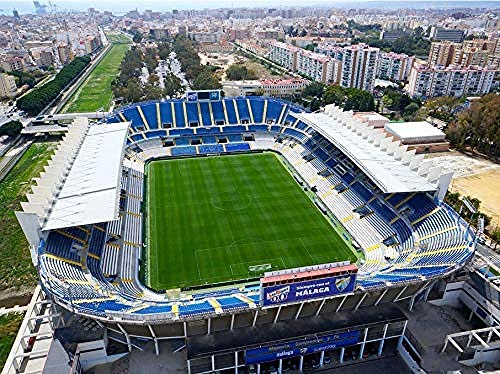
[10, 92, 478, 373]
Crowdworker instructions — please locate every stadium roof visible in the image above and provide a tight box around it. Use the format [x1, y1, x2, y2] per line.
[298, 107, 440, 193]
[42, 121, 129, 230]
[384, 121, 446, 143]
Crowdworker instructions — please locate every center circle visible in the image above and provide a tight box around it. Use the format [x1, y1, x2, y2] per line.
[210, 193, 252, 211]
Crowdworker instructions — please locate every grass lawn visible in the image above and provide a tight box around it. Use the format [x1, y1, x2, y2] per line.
[61, 42, 129, 113]
[0, 313, 24, 370]
[106, 33, 132, 44]
[0, 140, 57, 292]
[146, 153, 356, 290]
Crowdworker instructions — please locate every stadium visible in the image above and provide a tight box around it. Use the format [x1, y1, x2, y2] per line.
[12, 93, 477, 373]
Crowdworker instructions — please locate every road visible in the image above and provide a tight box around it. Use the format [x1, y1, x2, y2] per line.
[475, 243, 500, 269]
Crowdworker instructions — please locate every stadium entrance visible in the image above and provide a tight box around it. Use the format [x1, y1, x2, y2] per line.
[186, 303, 407, 373]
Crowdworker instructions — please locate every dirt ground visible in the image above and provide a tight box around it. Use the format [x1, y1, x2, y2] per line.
[450, 169, 500, 226]
[427, 151, 500, 227]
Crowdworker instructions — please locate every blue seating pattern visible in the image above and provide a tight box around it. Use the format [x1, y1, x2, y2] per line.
[34, 97, 474, 320]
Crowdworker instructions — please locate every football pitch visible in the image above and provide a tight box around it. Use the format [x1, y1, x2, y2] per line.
[145, 153, 357, 290]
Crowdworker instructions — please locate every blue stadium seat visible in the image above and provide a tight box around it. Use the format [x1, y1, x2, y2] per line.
[225, 143, 250, 152]
[199, 144, 224, 154]
[224, 100, 238, 124]
[185, 102, 199, 125]
[159, 102, 174, 127]
[235, 99, 251, 122]
[199, 102, 212, 126]
[171, 146, 197, 156]
[173, 101, 186, 127]
[141, 103, 158, 129]
[249, 98, 264, 123]
[211, 101, 225, 124]
[123, 107, 145, 129]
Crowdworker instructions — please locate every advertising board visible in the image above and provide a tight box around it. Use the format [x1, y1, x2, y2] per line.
[245, 330, 360, 365]
[261, 274, 356, 307]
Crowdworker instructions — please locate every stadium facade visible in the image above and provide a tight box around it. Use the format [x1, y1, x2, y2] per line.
[11, 94, 478, 373]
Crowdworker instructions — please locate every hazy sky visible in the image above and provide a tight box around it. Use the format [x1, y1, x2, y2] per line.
[1, 0, 497, 14]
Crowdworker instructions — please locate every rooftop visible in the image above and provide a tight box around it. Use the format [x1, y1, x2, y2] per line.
[41, 120, 129, 230]
[385, 121, 446, 142]
[298, 107, 440, 193]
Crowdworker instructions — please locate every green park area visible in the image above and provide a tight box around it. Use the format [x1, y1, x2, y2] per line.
[61, 34, 131, 113]
[0, 141, 57, 293]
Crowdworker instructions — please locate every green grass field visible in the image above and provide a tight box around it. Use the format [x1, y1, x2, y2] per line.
[0, 313, 24, 370]
[0, 140, 57, 292]
[61, 41, 129, 113]
[146, 153, 356, 290]
[106, 33, 132, 44]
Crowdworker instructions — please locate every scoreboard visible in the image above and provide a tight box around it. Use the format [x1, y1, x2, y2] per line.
[186, 90, 221, 102]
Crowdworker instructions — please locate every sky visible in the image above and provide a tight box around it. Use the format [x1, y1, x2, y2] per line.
[0, 0, 497, 14]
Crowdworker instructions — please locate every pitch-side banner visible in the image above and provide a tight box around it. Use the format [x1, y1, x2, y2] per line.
[245, 330, 360, 364]
[261, 274, 356, 307]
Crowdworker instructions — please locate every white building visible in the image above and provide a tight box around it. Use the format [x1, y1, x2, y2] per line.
[339, 44, 380, 92]
[0, 73, 17, 98]
[407, 63, 498, 98]
[377, 52, 414, 82]
[268, 41, 300, 71]
[222, 78, 308, 97]
[296, 50, 335, 83]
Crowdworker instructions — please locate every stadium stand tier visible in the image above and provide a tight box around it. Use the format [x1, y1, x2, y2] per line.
[21, 97, 475, 323]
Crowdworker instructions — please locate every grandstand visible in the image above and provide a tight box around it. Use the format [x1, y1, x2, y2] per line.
[10, 95, 477, 373]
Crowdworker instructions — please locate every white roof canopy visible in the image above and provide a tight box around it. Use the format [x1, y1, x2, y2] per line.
[19, 118, 130, 231]
[384, 121, 446, 143]
[297, 106, 441, 193]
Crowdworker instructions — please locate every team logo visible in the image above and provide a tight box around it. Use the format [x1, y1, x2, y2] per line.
[299, 348, 308, 354]
[335, 276, 352, 292]
[209, 91, 219, 100]
[187, 93, 198, 101]
[266, 285, 290, 303]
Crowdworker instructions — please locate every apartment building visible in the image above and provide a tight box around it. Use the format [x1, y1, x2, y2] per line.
[406, 63, 498, 98]
[428, 41, 460, 66]
[222, 78, 308, 98]
[30, 47, 54, 67]
[57, 43, 73, 64]
[377, 52, 414, 82]
[296, 50, 335, 83]
[339, 44, 380, 92]
[430, 27, 465, 43]
[315, 43, 343, 60]
[429, 39, 499, 68]
[0, 73, 17, 98]
[268, 41, 300, 71]
[0, 56, 23, 72]
[188, 31, 223, 43]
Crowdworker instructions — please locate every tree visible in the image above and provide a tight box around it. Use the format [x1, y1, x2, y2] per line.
[17, 55, 90, 115]
[403, 102, 420, 117]
[0, 120, 22, 137]
[344, 88, 375, 112]
[133, 32, 142, 43]
[490, 229, 500, 249]
[302, 82, 325, 99]
[143, 84, 163, 101]
[192, 68, 221, 90]
[323, 85, 346, 107]
[226, 64, 257, 80]
[163, 74, 182, 98]
[323, 85, 374, 112]
[446, 94, 499, 158]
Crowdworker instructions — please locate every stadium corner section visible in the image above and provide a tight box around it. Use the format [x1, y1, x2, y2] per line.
[140, 150, 363, 294]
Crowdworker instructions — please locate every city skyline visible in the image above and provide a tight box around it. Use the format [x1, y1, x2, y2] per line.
[1, 0, 499, 14]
